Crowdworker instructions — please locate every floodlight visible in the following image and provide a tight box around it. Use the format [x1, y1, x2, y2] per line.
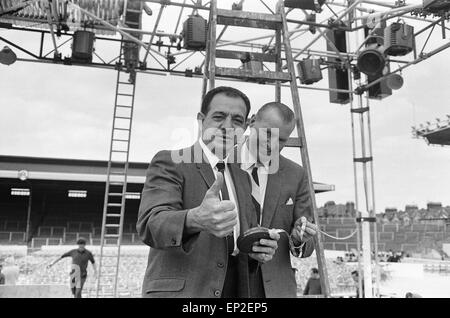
[297, 58, 323, 85]
[71, 31, 95, 63]
[386, 74, 404, 90]
[183, 13, 207, 51]
[384, 22, 414, 56]
[0, 46, 17, 65]
[357, 44, 386, 76]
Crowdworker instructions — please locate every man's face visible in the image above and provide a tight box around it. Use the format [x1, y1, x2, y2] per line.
[78, 244, 86, 252]
[351, 274, 358, 282]
[249, 108, 295, 162]
[199, 93, 247, 158]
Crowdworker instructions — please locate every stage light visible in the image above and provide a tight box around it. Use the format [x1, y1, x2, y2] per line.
[297, 58, 323, 85]
[357, 44, 386, 76]
[384, 22, 414, 56]
[284, 0, 326, 12]
[326, 28, 350, 104]
[71, 31, 95, 63]
[182, 13, 207, 51]
[0, 46, 17, 65]
[386, 74, 404, 90]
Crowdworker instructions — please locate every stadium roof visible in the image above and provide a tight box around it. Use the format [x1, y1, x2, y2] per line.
[419, 126, 450, 146]
[0, 155, 335, 193]
[413, 118, 450, 146]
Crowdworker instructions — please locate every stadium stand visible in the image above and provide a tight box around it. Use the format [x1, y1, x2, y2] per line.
[1, 155, 449, 297]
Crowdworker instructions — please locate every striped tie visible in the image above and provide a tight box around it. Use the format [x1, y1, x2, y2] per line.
[251, 166, 262, 225]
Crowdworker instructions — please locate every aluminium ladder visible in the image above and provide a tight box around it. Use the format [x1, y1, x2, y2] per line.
[95, 0, 142, 298]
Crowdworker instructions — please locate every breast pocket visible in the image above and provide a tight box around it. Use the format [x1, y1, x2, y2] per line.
[275, 203, 295, 229]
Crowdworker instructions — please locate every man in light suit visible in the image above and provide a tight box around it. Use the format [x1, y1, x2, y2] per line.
[137, 86, 280, 298]
[239, 101, 318, 298]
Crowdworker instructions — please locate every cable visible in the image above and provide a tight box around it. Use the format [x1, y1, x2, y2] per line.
[318, 228, 358, 240]
[272, 226, 358, 242]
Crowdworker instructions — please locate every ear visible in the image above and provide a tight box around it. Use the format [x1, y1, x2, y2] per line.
[249, 114, 256, 127]
[197, 112, 205, 121]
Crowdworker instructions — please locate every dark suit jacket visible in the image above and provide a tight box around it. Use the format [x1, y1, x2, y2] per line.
[136, 142, 256, 298]
[246, 154, 316, 298]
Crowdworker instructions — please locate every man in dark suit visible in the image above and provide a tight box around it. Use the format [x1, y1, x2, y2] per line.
[137, 86, 280, 298]
[239, 101, 318, 298]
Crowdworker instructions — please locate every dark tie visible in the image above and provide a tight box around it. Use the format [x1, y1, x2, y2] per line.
[216, 161, 234, 255]
[251, 166, 261, 225]
[251, 166, 259, 186]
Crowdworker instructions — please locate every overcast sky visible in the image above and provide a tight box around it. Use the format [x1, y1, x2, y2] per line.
[0, 0, 449, 212]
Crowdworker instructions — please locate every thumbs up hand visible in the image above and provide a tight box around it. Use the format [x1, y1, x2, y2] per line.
[185, 173, 237, 237]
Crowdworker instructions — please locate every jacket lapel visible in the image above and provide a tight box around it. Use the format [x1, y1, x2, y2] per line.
[261, 166, 283, 228]
[228, 164, 255, 233]
[194, 142, 215, 189]
[196, 163, 215, 189]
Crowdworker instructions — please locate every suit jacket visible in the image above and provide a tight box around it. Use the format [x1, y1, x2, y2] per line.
[136, 142, 256, 298]
[242, 153, 316, 298]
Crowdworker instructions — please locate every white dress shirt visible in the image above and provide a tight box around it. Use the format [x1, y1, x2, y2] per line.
[240, 140, 270, 226]
[199, 138, 240, 255]
[241, 140, 306, 256]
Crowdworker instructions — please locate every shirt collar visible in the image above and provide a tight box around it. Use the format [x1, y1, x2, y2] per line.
[199, 138, 229, 169]
[240, 138, 270, 171]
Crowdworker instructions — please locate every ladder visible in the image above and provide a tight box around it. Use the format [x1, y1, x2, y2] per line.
[95, 0, 142, 298]
[202, 0, 331, 297]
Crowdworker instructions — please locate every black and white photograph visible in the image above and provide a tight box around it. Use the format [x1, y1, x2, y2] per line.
[0, 0, 450, 302]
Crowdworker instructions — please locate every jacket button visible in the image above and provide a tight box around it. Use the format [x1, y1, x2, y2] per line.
[217, 262, 224, 268]
[214, 290, 221, 297]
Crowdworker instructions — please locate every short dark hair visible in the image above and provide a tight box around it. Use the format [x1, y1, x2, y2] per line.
[256, 102, 295, 125]
[311, 268, 319, 274]
[351, 270, 359, 276]
[201, 86, 251, 118]
[77, 237, 87, 245]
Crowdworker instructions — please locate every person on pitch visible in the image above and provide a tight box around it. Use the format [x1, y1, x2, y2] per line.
[47, 237, 96, 298]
